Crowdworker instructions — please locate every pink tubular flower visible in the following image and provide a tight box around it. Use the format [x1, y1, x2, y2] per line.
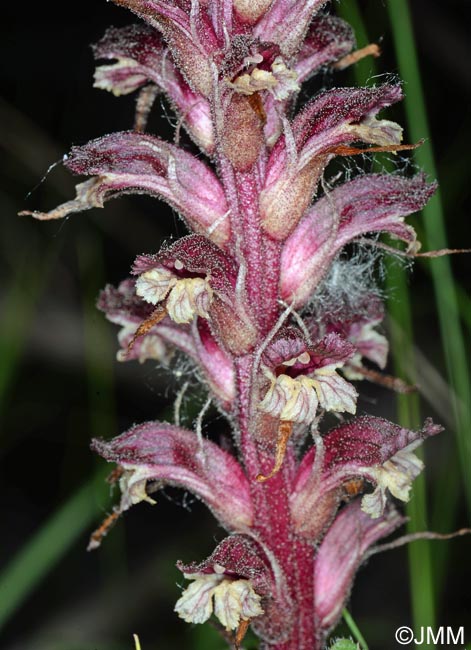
[26, 0, 446, 648]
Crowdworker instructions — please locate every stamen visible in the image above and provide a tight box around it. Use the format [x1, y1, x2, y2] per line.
[331, 140, 423, 156]
[87, 508, 121, 551]
[333, 43, 381, 71]
[247, 92, 267, 125]
[234, 619, 250, 649]
[256, 420, 293, 482]
[342, 477, 366, 500]
[106, 465, 124, 485]
[127, 305, 167, 355]
[349, 364, 416, 394]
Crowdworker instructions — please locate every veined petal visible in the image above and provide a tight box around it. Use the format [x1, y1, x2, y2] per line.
[213, 579, 264, 630]
[261, 85, 404, 240]
[136, 270, 214, 324]
[166, 277, 214, 323]
[135, 267, 177, 304]
[92, 24, 165, 96]
[259, 332, 356, 423]
[259, 327, 357, 424]
[280, 173, 436, 306]
[92, 24, 214, 152]
[97, 279, 197, 362]
[133, 235, 258, 355]
[291, 417, 442, 540]
[175, 573, 263, 629]
[176, 534, 293, 642]
[193, 320, 236, 411]
[25, 133, 230, 246]
[254, 0, 328, 59]
[174, 574, 221, 624]
[308, 291, 388, 372]
[296, 15, 356, 83]
[175, 539, 267, 629]
[314, 500, 405, 632]
[259, 374, 319, 424]
[361, 442, 424, 518]
[311, 369, 358, 414]
[111, 0, 219, 96]
[92, 422, 254, 531]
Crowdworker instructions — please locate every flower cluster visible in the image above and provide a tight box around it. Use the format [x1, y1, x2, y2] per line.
[26, 0, 441, 648]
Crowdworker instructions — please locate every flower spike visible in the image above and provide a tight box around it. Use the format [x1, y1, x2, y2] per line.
[92, 421, 255, 535]
[27, 0, 449, 647]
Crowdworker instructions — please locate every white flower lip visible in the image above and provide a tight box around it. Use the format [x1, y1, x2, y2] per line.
[361, 442, 424, 518]
[259, 365, 357, 424]
[174, 574, 263, 631]
[166, 277, 214, 324]
[135, 267, 177, 304]
[136, 270, 214, 324]
[227, 56, 299, 100]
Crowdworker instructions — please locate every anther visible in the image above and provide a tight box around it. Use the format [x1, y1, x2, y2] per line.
[106, 465, 124, 484]
[349, 364, 416, 394]
[234, 619, 250, 649]
[256, 420, 293, 482]
[127, 305, 167, 355]
[87, 508, 121, 551]
[334, 43, 381, 71]
[330, 140, 423, 157]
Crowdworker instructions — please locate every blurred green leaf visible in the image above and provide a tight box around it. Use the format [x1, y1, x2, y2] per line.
[386, 0, 471, 515]
[337, 0, 438, 642]
[0, 470, 111, 631]
[0, 244, 58, 424]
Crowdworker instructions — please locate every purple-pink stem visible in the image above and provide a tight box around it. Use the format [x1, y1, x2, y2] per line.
[219, 156, 281, 335]
[235, 355, 318, 649]
[227, 154, 317, 647]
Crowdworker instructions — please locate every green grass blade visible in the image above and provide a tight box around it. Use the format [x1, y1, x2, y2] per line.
[456, 284, 471, 332]
[336, 1, 375, 85]
[387, 267, 436, 640]
[342, 609, 369, 650]
[0, 233, 119, 631]
[386, 0, 471, 514]
[0, 471, 110, 631]
[337, 0, 437, 641]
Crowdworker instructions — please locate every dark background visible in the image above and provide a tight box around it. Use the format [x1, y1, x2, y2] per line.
[1, 1, 469, 649]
